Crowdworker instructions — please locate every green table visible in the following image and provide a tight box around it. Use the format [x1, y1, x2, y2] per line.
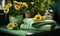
[0, 26, 44, 36]
[0, 24, 59, 36]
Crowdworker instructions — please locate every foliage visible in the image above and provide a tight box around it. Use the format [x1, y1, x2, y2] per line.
[3, 1, 28, 16]
[4, 0, 54, 16]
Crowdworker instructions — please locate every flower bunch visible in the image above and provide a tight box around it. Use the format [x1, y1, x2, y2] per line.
[3, 1, 28, 16]
[4, 2, 12, 14]
[7, 23, 18, 30]
[33, 13, 45, 21]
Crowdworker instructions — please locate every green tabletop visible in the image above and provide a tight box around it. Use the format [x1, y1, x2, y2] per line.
[0, 26, 44, 36]
[0, 24, 59, 36]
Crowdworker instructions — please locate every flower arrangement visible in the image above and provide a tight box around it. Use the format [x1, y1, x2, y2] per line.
[5, 0, 53, 30]
[3, 1, 28, 16]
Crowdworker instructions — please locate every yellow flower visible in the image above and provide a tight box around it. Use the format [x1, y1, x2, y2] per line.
[21, 2, 28, 8]
[33, 14, 45, 21]
[7, 2, 12, 8]
[14, 2, 28, 8]
[7, 23, 18, 30]
[16, 2, 22, 6]
[41, 16, 46, 21]
[13, 1, 17, 3]
[14, 1, 22, 6]
[14, 5, 21, 10]
[33, 14, 42, 21]
[4, 7, 9, 14]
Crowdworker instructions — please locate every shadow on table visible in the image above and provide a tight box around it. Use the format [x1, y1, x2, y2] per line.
[27, 28, 60, 36]
[0, 30, 17, 36]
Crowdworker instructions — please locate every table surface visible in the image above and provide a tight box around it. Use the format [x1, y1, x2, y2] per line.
[0, 25, 45, 36]
[0, 25, 60, 36]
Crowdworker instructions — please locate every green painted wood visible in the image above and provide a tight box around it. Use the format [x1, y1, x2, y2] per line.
[0, 27, 43, 36]
[0, 28, 30, 36]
